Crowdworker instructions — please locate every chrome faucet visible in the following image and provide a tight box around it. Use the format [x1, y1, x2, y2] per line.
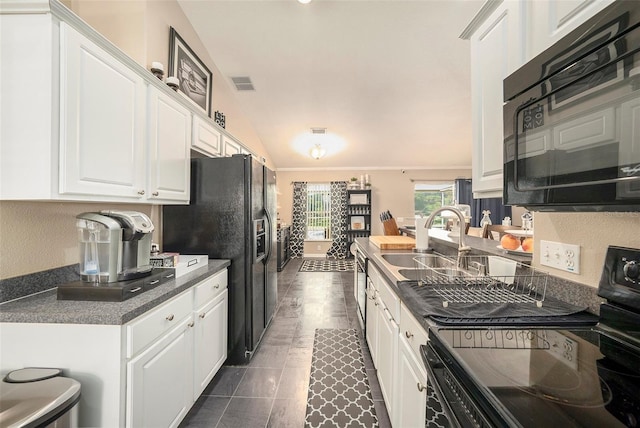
[424, 206, 472, 269]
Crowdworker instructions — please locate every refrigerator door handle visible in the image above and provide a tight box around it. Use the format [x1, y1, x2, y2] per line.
[264, 209, 273, 262]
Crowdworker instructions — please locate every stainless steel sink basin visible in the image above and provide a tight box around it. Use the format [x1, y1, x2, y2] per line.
[397, 267, 470, 281]
[379, 253, 454, 268]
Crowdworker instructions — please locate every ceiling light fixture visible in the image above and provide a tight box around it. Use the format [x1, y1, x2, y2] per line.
[310, 144, 326, 160]
[297, 0, 312, 4]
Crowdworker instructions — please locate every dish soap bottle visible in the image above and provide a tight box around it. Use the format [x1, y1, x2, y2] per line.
[480, 210, 492, 228]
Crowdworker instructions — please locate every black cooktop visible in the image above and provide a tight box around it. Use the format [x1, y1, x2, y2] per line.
[428, 325, 640, 427]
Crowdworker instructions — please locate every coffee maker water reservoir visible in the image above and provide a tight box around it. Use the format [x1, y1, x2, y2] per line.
[77, 211, 154, 283]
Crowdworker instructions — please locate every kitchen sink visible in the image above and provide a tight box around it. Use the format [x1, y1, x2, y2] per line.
[379, 253, 455, 268]
[397, 267, 471, 282]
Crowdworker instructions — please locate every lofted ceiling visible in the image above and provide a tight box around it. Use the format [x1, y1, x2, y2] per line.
[178, 0, 482, 170]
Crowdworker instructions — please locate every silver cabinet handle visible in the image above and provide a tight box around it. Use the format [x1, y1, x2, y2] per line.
[199, 313, 206, 319]
[138, 190, 145, 195]
[149, 280, 159, 285]
[166, 314, 174, 321]
[417, 383, 426, 392]
[214, 284, 220, 289]
[188, 321, 194, 328]
[130, 287, 142, 293]
[405, 331, 414, 339]
[152, 191, 159, 196]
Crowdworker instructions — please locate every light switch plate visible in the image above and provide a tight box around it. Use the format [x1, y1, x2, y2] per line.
[540, 240, 581, 274]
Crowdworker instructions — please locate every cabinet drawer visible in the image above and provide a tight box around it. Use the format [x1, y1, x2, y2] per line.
[194, 270, 228, 308]
[399, 303, 428, 361]
[375, 275, 399, 321]
[126, 290, 193, 358]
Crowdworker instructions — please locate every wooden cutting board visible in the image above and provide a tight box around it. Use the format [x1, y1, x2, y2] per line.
[369, 235, 416, 249]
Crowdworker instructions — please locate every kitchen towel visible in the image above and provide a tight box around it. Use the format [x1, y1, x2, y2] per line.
[305, 329, 378, 428]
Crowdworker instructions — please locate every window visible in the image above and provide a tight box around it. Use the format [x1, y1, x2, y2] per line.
[414, 182, 454, 228]
[306, 183, 332, 240]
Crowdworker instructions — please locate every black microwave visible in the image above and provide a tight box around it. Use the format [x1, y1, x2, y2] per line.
[503, 1, 640, 211]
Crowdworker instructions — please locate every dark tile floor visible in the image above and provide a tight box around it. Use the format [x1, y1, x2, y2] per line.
[180, 258, 391, 428]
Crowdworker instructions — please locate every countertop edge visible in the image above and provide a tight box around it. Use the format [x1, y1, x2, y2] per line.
[0, 260, 230, 325]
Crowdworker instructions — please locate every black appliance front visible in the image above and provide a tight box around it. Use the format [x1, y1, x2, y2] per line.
[503, 1, 640, 211]
[162, 155, 277, 364]
[424, 326, 640, 427]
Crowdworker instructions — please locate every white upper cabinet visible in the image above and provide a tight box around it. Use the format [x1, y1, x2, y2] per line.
[465, 0, 617, 199]
[59, 23, 147, 200]
[468, 0, 526, 198]
[222, 135, 242, 157]
[192, 115, 222, 157]
[526, 0, 616, 59]
[147, 87, 191, 204]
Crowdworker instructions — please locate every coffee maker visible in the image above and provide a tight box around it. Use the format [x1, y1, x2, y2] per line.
[76, 210, 154, 283]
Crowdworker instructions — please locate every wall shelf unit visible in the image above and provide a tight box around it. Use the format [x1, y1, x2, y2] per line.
[347, 189, 371, 255]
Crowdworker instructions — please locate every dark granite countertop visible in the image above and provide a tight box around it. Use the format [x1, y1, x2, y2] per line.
[356, 230, 603, 332]
[0, 260, 230, 325]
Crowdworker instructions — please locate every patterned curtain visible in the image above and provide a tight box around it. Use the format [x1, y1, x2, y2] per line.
[455, 178, 512, 227]
[326, 181, 348, 259]
[289, 182, 307, 258]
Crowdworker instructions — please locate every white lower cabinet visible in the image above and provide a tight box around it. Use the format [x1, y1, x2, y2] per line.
[127, 316, 194, 428]
[366, 264, 400, 423]
[364, 267, 431, 428]
[194, 289, 228, 398]
[365, 278, 379, 365]
[125, 269, 228, 427]
[396, 331, 428, 428]
[376, 301, 399, 423]
[396, 302, 430, 427]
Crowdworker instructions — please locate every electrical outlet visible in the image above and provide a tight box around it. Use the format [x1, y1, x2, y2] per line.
[545, 330, 578, 370]
[540, 240, 581, 274]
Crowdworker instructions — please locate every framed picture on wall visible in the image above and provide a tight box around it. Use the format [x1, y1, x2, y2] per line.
[168, 27, 212, 117]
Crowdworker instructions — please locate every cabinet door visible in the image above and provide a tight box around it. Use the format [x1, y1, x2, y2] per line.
[396, 337, 428, 428]
[527, 0, 616, 60]
[127, 316, 194, 428]
[365, 279, 378, 366]
[222, 135, 242, 156]
[192, 115, 221, 157]
[376, 303, 398, 423]
[59, 23, 146, 200]
[147, 87, 191, 203]
[470, 1, 525, 198]
[194, 289, 228, 398]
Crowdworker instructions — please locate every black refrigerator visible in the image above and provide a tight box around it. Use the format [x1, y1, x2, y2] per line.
[162, 154, 278, 365]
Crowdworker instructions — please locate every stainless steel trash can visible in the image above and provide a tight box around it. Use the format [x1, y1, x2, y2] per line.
[0, 368, 81, 428]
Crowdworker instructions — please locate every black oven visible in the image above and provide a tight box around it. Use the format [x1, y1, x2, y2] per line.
[503, 1, 640, 211]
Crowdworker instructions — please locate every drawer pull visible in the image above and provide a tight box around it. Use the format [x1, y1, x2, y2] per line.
[214, 284, 220, 289]
[152, 191, 159, 197]
[164, 273, 175, 279]
[138, 190, 145, 195]
[405, 331, 414, 339]
[199, 313, 206, 319]
[417, 382, 426, 392]
[130, 287, 142, 293]
[166, 314, 175, 321]
[149, 279, 160, 285]
[374, 302, 379, 306]
[188, 321, 195, 328]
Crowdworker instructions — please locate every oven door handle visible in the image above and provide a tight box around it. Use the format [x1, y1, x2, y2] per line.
[421, 344, 463, 428]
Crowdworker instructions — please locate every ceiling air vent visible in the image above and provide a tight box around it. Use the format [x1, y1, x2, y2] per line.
[311, 128, 327, 135]
[231, 76, 255, 91]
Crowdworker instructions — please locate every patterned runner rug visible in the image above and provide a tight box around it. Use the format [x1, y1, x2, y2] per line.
[305, 329, 378, 428]
[299, 259, 354, 272]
